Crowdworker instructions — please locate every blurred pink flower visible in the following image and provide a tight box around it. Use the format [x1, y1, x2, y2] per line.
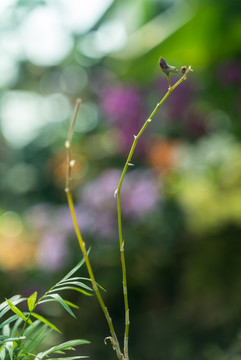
[100, 84, 145, 154]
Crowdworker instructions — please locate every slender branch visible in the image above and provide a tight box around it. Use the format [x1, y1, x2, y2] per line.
[65, 64, 192, 360]
[114, 65, 193, 360]
[65, 99, 124, 360]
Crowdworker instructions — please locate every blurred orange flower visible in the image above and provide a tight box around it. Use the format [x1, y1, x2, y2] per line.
[147, 137, 182, 173]
[0, 236, 36, 271]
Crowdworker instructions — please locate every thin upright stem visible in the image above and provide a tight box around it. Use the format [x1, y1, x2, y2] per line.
[65, 99, 123, 360]
[115, 65, 193, 360]
[65, 64, 192, 360]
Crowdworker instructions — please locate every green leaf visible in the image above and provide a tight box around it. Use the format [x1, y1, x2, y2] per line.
[1, 336, 25, 343]
[55, 281, 93, 292]
[63, 300, 79, 309]
[35, 298, 78, 310]
[4, 341, 14, 360]
[59, 252, 90, 283]
[31, 313, 61, 333]
[22, 319, 41, 338]
[0, 296, 26, 319]
[0, 335, 9, 341]
[0, 315, 19, 329]
[59, 277, 85, 282]
[47, 356, 88, 360]
[15, 343, 31, 359]
[25, 325, 51, 354]
[0, 348, 6, 360]
[2, 324, 10, 336]
[74, 277, 106, 292]
[5, 299, 32, 325]
[49, 286, 92, 297]
[0, 295, 21, 312]
[12, 317, 24, 334]
[37, 299, 55, 306]
[27, 292, 37, 312]
[44, 294, 76, 318]
[37, 339, 90, 358]
[20, 320, 50, 355]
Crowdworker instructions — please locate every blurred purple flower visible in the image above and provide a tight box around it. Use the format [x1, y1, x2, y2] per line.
[92, 212, 116, 240]
[25, 203, 53, 230]
[100, 85, 143, 126]
[166, 81, 193, 120]
[100, 84, 145, 154]
[82, 169, 120, 211]
[55, 205, 95, 235]
[121, 170, 161, 218]
[25, 169, 161, 254]
[81, 168, 161, 226]
[36, 230, 69, 272]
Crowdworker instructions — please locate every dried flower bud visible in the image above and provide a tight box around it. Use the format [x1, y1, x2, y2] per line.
[181, 66, 187, 74]
[159, 57, 178, 75]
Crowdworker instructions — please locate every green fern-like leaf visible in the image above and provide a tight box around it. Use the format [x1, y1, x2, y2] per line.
[36, 339, 90, 359]
[31, 313, 61, 333]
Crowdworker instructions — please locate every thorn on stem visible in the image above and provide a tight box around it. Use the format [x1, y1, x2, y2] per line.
[128, 162, 134, 167]
[65, 140, 70, 149]
[114, 189, 118, 198]
[70, 160, 75, 167]
[126, 309, 130, 325]
[121, 242, 125, 251]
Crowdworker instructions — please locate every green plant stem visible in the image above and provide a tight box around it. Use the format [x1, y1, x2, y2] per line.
[115, 65, 193, 360]
[167, 74, 172, 89]
[65, 65, 192, 360]
[65, 99, 124, 360]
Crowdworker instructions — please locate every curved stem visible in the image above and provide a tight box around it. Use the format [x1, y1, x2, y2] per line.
[66, 99, 123, 360]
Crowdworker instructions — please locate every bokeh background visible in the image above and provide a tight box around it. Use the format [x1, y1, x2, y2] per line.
[1, 0, 241, 359]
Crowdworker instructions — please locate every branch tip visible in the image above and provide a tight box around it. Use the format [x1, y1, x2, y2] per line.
[76, 98, 82, 105]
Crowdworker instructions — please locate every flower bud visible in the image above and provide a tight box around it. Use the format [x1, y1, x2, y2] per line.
[159, 57, 178, 75]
